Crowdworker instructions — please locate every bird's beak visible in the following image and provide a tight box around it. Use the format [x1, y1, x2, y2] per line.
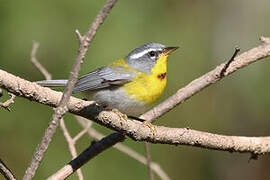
[162, 46, 179, 56]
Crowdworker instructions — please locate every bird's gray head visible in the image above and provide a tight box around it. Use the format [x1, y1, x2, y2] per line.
[125, 43, 178, 74]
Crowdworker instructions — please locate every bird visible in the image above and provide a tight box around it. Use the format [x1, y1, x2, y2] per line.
[36, 43, 178, 117]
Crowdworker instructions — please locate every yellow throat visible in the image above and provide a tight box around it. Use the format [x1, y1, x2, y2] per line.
[122, 55, 168, 105]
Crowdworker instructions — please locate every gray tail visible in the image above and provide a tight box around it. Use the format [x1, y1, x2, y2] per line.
[35, 80, 68, 87]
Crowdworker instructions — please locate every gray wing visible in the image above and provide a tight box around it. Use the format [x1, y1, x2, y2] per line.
[72, 66, 135, 93]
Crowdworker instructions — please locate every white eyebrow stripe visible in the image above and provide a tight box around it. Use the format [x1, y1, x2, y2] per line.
[130, 48, 159, 59]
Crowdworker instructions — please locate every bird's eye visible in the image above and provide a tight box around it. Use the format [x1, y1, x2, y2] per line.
[148, 51, 156, 57]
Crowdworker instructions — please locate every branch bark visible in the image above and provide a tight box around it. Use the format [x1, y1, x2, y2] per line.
[141, 36, 270, 123]
[22, 0, 118, 179]
[30, 41, 52, 80]
[0, 159, 16, 180]
[76, 117, 170, 180]
[0, 93, 15, 111]
[60, 118, 84, 180]
[144, 142, 154, 180]
[1, 37, 270, 156]
[47, 133, 125, 180]
[31, 40, 85, 180]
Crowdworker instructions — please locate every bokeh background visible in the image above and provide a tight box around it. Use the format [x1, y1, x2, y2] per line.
[1, 0, 270, 179]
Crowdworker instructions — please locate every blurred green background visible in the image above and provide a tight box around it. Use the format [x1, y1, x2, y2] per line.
[1, 0, 270, 179]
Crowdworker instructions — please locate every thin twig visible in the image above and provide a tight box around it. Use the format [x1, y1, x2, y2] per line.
[30, 41, 52, 80]
[30, 41, 85, 179]
[143, 82, 155, 180]
[1, 37, 270, 177]
[60, 118, 84, 180]
[90, 129, 170, 180]
[112, 142, 170, 180]
[51, 116, 170, 179]
[47, 132, 125, 180]
[144, 143, 154, 180]
[219, 47, 241, 77]
[0, 93, 16, 111]
[23, 1, 117, 179]
[142, 37, 270, 123]
[73, 123, 92, 143]
[0, 2, 268, 180]
[0, 158, 16, 180]
[76, 117, 170, 180]
[59, 116, 91, 180]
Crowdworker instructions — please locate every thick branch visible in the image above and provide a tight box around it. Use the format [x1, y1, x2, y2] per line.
[1, 37, 270, 155]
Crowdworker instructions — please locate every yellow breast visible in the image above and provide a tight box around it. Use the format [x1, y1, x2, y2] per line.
[122, 56, 168, 105]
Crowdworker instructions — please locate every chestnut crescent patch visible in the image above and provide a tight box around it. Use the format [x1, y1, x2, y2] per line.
[157, 72, 166, 80]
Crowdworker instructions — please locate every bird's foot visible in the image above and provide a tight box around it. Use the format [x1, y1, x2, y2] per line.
[128, 116, 156, 135]
[112, 109, 128, 125]
[143, 121, 156, 135]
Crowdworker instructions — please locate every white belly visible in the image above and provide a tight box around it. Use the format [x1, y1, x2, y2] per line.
[84, 87, 148, 116]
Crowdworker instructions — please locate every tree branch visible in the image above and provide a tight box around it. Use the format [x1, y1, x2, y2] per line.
[142, 36, 270, 123]
[219, 47, 240, 78]
[60, 118, 84, 180]
[31, 40, 86, 180]
[1, 37, 270, 156]
[144, 142, 154, 180]
[30, 41, 52, 81]
[76, 117, 170, 180]
[0, 92, 15, 111]
[0, 158, 16, 180]
[22, 0, 118, 179]
[47, 132, 125, 180]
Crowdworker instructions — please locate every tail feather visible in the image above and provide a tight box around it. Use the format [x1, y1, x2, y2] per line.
[35, 80, 68, 87]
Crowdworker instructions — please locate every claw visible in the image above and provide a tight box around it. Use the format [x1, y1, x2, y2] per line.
[112, 109, 128, 125]
[143, 121, 156, 135]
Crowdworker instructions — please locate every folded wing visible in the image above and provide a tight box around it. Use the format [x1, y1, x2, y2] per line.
[73, 66, 135, 93]
[36, 66, 135, 93]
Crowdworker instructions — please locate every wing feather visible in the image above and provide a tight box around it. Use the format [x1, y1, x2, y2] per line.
[72, 66, 135, 93]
